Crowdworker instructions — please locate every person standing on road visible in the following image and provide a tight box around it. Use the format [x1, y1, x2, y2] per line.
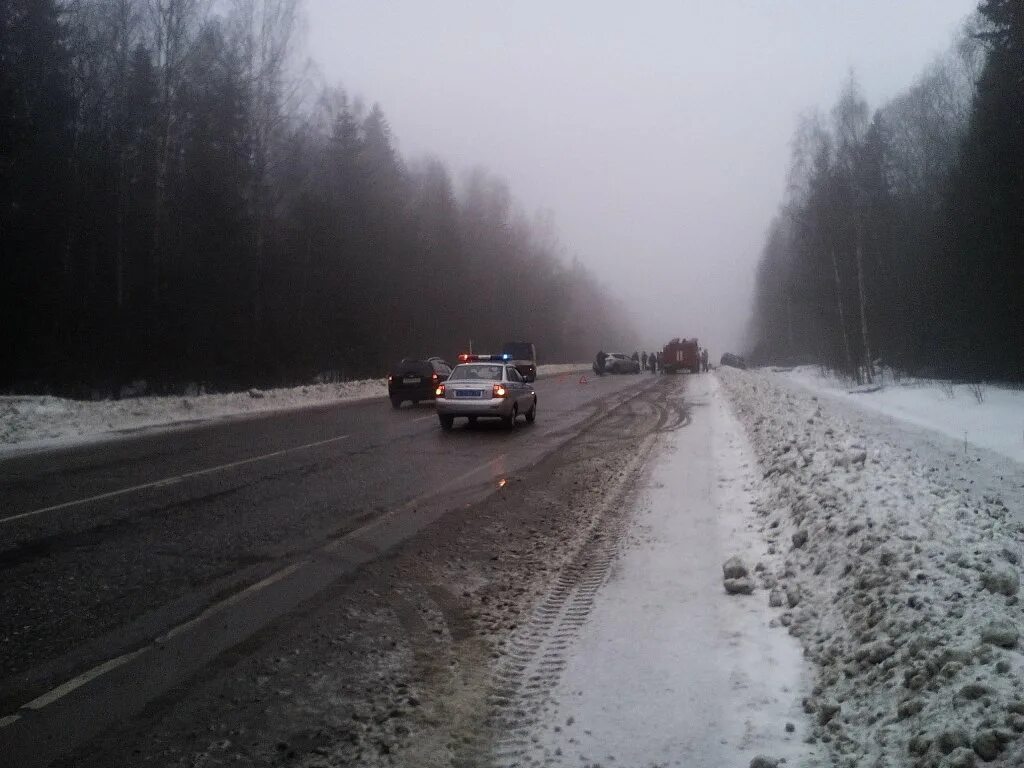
[701, 348, 709, 372]
[641, 351, 648, 371]
[595, 350, 608, 375]
[650, 353, 657, 374]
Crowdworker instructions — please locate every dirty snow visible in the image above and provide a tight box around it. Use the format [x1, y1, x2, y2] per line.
[519, 373, 821, 767]
[781, 366, 1024, 464]
[719, 366, 1024, 768]
[0, 364, 589, 454]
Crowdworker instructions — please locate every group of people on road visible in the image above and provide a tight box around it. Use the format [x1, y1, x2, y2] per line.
[639, 350, 660, 373]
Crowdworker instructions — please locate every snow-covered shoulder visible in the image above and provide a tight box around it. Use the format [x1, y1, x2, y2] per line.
[519, 373, 820, 767]
[780, 365, 1024, 464]
[718, 366, 1024, 767]
[0, 364, 589, 454]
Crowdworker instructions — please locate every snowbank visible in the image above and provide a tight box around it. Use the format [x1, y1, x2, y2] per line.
[0, 364, 589, 453]
[782, 366, 1024, 463]
[719, 367, 1024, 767]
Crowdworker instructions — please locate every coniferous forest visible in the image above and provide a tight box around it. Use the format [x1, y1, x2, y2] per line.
[1, 0, 633, 396]
[747, 0, 1023, 383]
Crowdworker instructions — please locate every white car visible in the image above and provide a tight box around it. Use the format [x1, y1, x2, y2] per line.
[435, 360, 537, 430]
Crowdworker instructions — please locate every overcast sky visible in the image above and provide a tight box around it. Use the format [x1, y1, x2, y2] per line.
[305, 1, 977, 355]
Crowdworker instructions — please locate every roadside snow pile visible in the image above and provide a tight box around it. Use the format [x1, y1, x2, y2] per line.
[0, 379, 386, 450]
[0, 364, 589, 452]
[719, 367, 1024, 768]
[783, 366, 1024, 464]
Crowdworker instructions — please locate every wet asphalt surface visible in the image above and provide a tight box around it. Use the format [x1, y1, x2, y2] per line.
[0, 371, 655, 721]
[33, 374, 691, 768]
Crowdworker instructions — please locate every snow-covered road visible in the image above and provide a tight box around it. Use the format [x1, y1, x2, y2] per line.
[514, 373, 821, 768]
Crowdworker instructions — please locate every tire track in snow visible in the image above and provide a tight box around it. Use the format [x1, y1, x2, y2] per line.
[481, 394, 668, 767]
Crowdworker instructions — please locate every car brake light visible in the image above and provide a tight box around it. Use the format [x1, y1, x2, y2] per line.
[435, 384, 445, 397]
[431, 373, 438, 380]
[493, 384, 507, 398]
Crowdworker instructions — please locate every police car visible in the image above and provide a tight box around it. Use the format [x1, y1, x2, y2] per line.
[434, 354, 537, 431]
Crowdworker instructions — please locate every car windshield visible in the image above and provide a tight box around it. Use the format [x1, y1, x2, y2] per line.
[448, 364, 504, 381]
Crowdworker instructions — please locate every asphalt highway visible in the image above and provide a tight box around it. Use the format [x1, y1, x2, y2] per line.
[0, 370, 657, 767]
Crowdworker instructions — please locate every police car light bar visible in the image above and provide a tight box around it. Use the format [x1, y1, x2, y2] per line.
[457, 353, 511, 362]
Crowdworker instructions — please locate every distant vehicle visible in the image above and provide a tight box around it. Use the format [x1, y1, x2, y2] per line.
[388, 358, 452, 408]
[604, 352, 641, 374]
[435, 358, 537, 430]
[501, 341, 537, 382]
[662, 338, 700, 374]
[720, 353, 747, 370]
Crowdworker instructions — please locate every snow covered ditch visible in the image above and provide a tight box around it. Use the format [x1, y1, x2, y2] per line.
[780, 366, 1024, 464]
[0, 364, 589, 453]
[719, 367, 1024, 767]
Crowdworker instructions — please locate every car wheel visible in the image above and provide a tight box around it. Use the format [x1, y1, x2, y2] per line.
[503, 405, 518, 428]
[439, 414, 454, 431]
[525, 400, 537, 423]
[390, 397, 402, 409]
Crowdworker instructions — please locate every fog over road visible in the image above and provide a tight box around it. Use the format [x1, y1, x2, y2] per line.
[0, 370, 657, 767]
[307, 0, 978, 354]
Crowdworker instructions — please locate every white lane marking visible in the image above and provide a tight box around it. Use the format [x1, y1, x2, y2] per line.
[20, 647, 150, 712]
[3, 455, 508, 723]
[0, 563, 307, 725]
[156, 562, 304, 643]
[412, 415, 435, 423]
[1, 434, 352, 525]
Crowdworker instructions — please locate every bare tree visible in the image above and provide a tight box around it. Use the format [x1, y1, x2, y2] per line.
[832, 75, 873, 383]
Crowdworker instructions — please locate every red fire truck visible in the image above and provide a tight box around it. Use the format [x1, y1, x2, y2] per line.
[662, 338, 701, 374]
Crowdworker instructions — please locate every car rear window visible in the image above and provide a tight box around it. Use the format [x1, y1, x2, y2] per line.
[393, 360, 432, 377]
[449, 364, 504, 381]
[502, 343, 534, 360]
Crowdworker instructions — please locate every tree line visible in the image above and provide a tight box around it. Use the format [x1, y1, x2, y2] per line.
[747, 0, 1022, 383]
[1, 0, 632, 396]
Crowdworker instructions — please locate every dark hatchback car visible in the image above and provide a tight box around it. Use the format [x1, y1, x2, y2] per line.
[501, 341, 537, 382]
[388, 357, 452, 408]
